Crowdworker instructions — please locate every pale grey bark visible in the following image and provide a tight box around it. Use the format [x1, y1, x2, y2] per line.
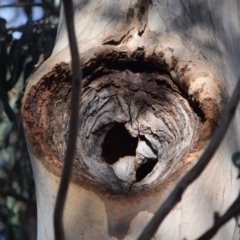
[22, 0, 240, 239]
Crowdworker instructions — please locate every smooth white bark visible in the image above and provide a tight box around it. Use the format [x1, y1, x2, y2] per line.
[23, 0, 240, 239]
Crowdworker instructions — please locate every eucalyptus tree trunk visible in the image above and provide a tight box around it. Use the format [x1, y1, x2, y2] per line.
[22, 0, 240, 239]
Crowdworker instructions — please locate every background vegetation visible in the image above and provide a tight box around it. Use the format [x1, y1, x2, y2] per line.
[0, 1, 59, 239]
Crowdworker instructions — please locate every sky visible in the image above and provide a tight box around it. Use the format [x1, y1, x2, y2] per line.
[0, 0, 44, 38]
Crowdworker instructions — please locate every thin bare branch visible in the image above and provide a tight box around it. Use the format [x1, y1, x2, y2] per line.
[197, 193, 240, 240]
[0, 3, 42, 8]
[0, 2, 59, 15]
[137, 77, 240, 240]
[53, 0, 82, 240]
[0, 189, 35, 205]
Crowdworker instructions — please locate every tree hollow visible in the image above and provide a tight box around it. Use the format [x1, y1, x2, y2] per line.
[22, 60, 214, 194]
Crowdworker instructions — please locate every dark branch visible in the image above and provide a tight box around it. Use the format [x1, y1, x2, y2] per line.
[137, 77, 240, 240]
[197, 193, 240, 240]
[0, 189, 35, 205]
[0, 3, 42, 8]
[0, 2, 59, 15]
[53, 0, 82, 240]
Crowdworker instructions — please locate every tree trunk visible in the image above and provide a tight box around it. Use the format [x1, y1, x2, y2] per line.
[22, 0, 240, 239]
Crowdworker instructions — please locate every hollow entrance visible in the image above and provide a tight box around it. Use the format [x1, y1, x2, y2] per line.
[101, 123, 138, 165]
[136, 160, 158, 182]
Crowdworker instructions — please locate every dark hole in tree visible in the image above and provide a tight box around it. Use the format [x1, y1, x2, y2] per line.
[136, 159, 158, 182]
[101, 123, 138, 165]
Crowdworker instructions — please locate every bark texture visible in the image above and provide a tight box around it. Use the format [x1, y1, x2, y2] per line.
[23, 59, 214, 194]
[22, 0, 240, 239]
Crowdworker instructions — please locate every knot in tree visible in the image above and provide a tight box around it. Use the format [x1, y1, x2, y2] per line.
[23, 55, 218, 195]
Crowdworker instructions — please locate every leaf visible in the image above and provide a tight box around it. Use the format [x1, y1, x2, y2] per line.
[43, 36, 54, 58]
[0, 89, 15, 122]
[0, 34, 8, 87]
[7, 20, 33, 91]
